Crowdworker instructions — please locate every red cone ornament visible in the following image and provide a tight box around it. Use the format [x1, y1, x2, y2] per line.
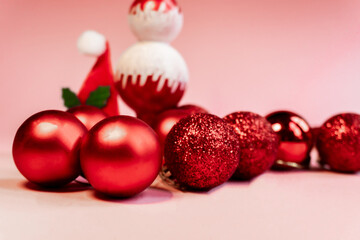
[162, 113, 240, 190]
[266, 111, 313, 169]
[316, 113, 360, 173]
[77, 30, 119, 116]
[67, 105, 108, 130]
[80, 116, 161, 197]
[12, 110, 87, 187]
[224, 112, 279, 180]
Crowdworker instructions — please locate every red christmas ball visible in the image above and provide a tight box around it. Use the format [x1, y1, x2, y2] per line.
[177, 104, 208, 115]
[266, 111, 313, 169]
[12, 110, 87, 187]
[67, 105, 108, 130]
[316, 113, 360, 173]
[224, 112, 279, 180]
[115, 41, 188, 125]
[80, 116, 161, 197]
[152, 104, 208, 148]
[163, 113, 240, 190]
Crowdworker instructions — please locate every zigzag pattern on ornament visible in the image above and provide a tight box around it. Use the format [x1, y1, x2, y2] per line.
[115, 41, 188, 93]
[130, 0, 180, 13]
[118, 74, 186, 93]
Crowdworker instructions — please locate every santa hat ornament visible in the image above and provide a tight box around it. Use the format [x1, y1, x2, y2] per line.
[115, 0, 188, 125]
[77, 30, 119, 116]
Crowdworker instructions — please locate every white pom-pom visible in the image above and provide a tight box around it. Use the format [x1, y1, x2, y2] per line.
[77, 30, 107, 57]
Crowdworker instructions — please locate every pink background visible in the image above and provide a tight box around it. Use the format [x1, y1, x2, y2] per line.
[2, 0, 360, 151]
[2, 1, 360, 239]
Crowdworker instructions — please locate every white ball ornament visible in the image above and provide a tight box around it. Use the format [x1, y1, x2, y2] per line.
[128, 0, 183, 43]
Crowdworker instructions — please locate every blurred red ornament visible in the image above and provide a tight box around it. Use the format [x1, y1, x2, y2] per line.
[266, 111, 313, 169]
[163, 113, 240, 190]
[224, 112, 279, 180]
[115, 42, 188, 125]
[80, 116, 161, 197]
[311, 127, 321, 146]
[177, 104, 208, 115]
[67, 105, 108, 130]
[152, 104, 208, 148]
[316, 113, 360, 173]
[12, 110, 87, 187]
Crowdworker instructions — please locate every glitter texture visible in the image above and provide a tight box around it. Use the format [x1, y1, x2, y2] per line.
[164, 113, 240, 190]
[224, 112, 279, 180]
[316, 113, 360, 173]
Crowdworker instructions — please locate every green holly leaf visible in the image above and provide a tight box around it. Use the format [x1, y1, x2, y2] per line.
[62, 88, 81, 109]
[86, 86, 111, 108]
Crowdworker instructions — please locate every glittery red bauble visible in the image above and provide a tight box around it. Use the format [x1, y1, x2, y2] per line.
[80, 116, 161, 197]
[163, 113, 240, 190]
[266, 111, 313, 169]
[316, 113, 360, 173]
[67, 105, 108, 130]
[224, 112, 279, 180]
[152, 104, 208, 148]
[12, 110, 87, 187]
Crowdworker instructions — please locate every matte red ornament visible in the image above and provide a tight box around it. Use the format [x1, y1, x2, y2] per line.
[115, 41, 188, 125]
[266, 111, 313, 169]
[67, 105, 108, 130]
[115, 75, 185, 125]
[12, 110, 87, 187]
[163, 113, 240, 190]
[224, 112, 279, 180]
[177, 104, 208, 115]
[80, 116, 161, 198]
[152, 104, 208, 148]
[316, 113, 360, 173]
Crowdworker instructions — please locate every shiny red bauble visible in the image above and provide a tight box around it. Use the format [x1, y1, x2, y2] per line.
[67, 105, 108, 130]
[152, 104, 208, 147]
[266, 111, 313, 169]
[80, 116, 162, 197]
[316, 113, 360, 173]
[224, 112, 279, 180]
[163, 113, 240, 190]
[177, 104, 208, 115]
[12, 110, 87, 187]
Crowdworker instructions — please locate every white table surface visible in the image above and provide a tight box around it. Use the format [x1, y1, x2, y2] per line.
[1, 151, 360, 240]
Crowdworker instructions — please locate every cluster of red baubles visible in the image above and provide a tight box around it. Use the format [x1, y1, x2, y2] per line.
[13, 0, 360, 199]
[13, 101, 360, 198]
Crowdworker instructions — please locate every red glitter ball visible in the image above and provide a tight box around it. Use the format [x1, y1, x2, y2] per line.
[316, 113, 360, 173]
[164, 113, 240, 190]
[224, 112, 279, 180]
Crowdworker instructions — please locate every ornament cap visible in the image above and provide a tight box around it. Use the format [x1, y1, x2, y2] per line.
[77, 30, 107, 57]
